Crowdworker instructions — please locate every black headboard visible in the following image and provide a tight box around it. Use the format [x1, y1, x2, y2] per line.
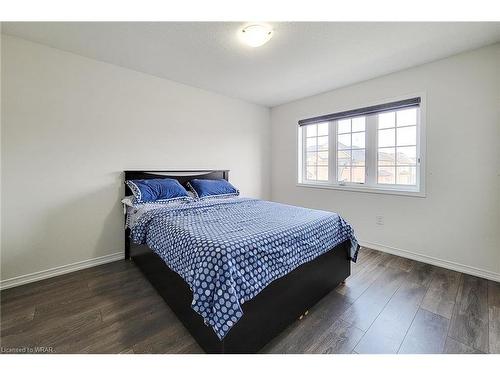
[124, 170, 229, 196]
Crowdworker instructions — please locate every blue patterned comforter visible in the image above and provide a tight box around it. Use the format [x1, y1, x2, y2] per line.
[130, 197, 358, 339]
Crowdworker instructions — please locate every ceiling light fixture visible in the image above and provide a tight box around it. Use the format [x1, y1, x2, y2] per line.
[239, 24, 273, 47]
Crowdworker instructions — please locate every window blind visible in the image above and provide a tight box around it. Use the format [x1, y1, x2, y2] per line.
[298, 97, 421, 126]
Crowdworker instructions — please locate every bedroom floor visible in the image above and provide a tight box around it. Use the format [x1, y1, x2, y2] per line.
[1, 247, 499, 354]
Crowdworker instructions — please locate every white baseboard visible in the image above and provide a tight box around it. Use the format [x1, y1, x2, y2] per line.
[0, 252, 124, 290]
[360, 240, 500, 283]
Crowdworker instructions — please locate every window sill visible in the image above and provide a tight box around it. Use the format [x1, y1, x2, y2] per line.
[296, 182, 426, 197]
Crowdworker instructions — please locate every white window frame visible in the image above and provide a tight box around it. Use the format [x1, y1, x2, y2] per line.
[297, 94, 426, 197]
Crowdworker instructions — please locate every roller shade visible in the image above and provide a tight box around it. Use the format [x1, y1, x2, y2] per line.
[298, 97, 421, 126]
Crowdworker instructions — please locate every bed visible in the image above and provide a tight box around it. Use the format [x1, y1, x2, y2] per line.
[124, 170, 358, 353]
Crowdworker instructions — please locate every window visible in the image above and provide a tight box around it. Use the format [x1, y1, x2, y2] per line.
[337, 117, 366, 184]
[377, 108, 418, 185]
[304, 122, 329, 181]
[298, 97, 424, 196]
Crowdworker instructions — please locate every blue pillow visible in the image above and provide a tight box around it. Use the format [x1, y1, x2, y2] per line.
[187, 179, 239, 199]
[126, 178, 189, 204]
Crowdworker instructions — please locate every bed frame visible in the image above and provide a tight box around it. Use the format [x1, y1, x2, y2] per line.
[124, 170, 351, 353]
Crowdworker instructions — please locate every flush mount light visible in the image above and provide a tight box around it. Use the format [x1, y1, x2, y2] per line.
[239, 24, 273, 47]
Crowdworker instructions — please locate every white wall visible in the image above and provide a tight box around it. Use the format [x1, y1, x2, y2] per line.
[271, 44, 500, 280]
[1, 35, 270, 283]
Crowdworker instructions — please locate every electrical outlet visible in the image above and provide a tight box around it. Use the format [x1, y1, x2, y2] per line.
[376, 215, 384, 225]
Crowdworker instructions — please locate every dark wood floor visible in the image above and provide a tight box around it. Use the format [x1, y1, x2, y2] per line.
[1, 247, 499, 354]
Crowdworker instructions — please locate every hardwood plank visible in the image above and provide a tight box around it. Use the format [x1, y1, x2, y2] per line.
[443, 337, 483, 354]
[3, 251, 494, 355]
[0, 303, 36, 334]
[398, 309, 449, 353]
[176, 341, 204, 354]
[86, 266, 147, 292]
[1, 280, 92, 314]
[132, 322, 198, 354]
[1, 287, 156, 349]
[0, 327, 40, 349]
[99, 293, 167, 323]
[386, 255, 415, 272]
[305, 319, 364, 354]
[355, 247, 374, 262]
[0, 261, 132, 304]
[488, 280, 500, 354]
[354, 281, 427, 354]
[350, 248, 374, 276]
[59, 286, 178, 353]
[1, 302, 101, 340]
[352, 247, 378, 267]
[119, 347, 135, 354]
[60, 307, 172, 353]
[340, 266, 407, 331]
[448, 274, 489, 353]
[336, 252, 392, 302]
[405, 262, 436, 288]
[421, 267, 461, 319]
[262, 291, 351, 353]
[1, 309, 103, 352]
[31, 281, 153, 326]
[37, 309, 104, 352]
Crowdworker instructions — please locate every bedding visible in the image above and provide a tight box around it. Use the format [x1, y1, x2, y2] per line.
[129, 197, 358, 340]
[187, 178, 239, 199]
[126, 178, 190, 203]
[121, 196, 135, 207]
[124, 198, 194, 229]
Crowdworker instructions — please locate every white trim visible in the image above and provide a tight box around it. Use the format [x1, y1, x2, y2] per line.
[360, 240, 500, 283]
[0, 252, 124, 290]
[296, 182, 426, 197]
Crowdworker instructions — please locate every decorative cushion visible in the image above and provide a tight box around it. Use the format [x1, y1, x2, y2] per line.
[125, 178, 190, 204]
[187, 179, 239, 199]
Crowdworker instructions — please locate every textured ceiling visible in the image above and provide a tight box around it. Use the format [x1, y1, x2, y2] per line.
[3, 22, 500, 107]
